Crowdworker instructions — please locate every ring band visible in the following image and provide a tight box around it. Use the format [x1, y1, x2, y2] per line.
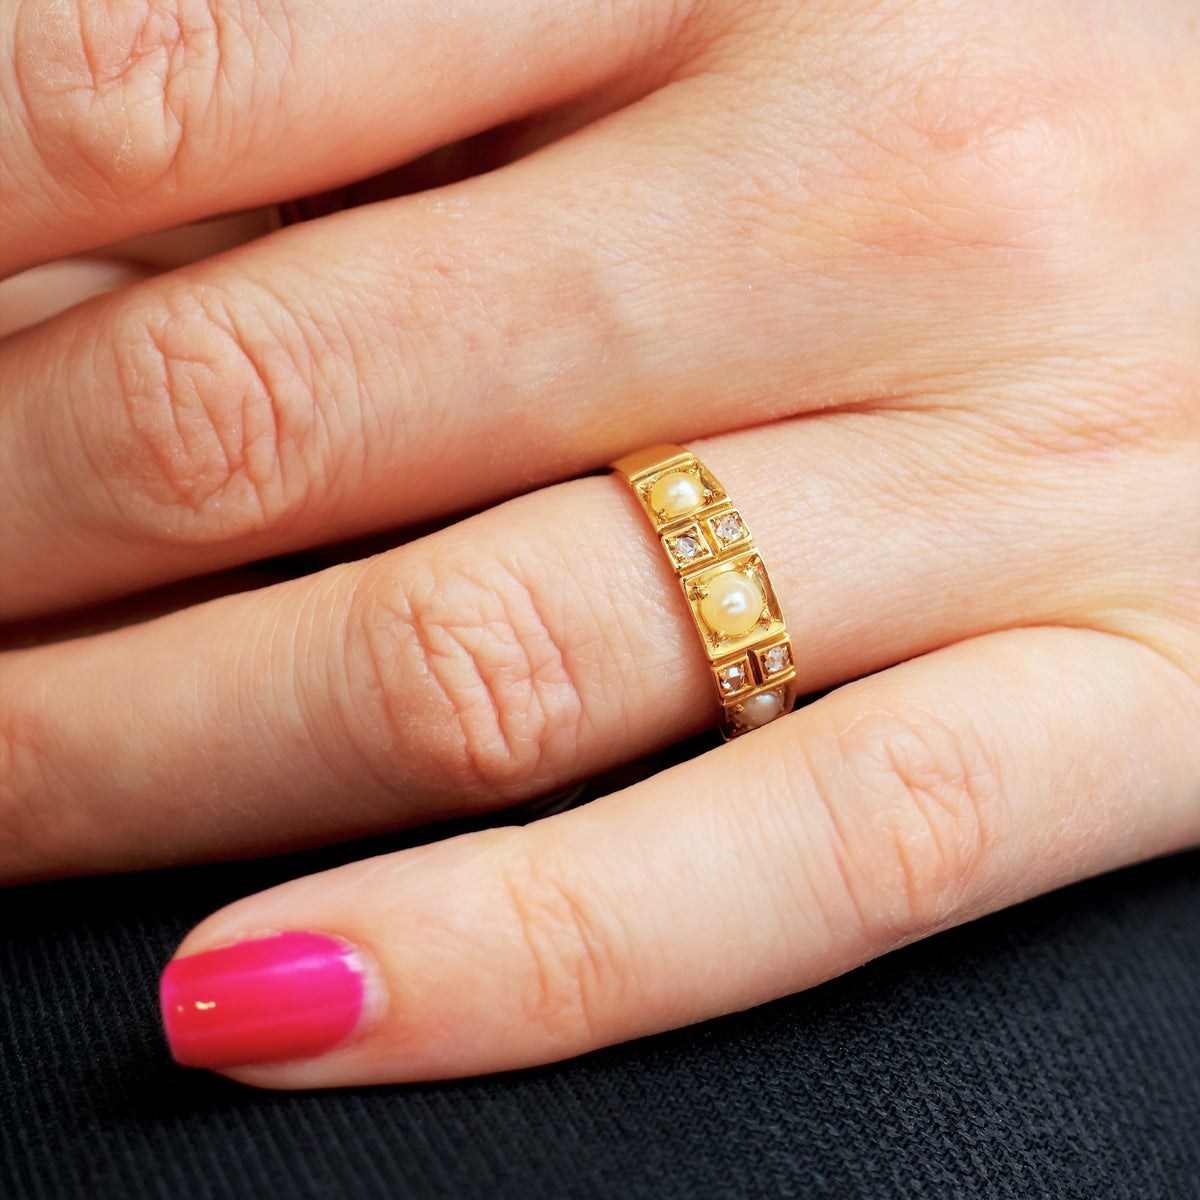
[611, 444, 797, 739]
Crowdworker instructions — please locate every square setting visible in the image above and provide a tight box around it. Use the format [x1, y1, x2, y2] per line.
[683, 554, 786, 660]
[708, 509, 749, 548]
[633, 458, 730, 532]
[714, 656, 754, 697]
[757, 641, 793, 678]
[662, 524, 713, 570]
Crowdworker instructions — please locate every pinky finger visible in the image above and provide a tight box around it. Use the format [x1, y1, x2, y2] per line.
[160, 626, 1200, 1087]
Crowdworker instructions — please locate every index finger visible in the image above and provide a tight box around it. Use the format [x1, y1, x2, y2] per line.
[0, 0, 692, 275]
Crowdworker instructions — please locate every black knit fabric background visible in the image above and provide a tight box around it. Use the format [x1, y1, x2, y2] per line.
[2, 806, 1198, 1199]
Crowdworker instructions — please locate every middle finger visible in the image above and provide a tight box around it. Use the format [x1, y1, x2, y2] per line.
[0, 69, 1061, 619]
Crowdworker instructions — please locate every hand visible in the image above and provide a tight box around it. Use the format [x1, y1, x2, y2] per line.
[2, 0, 1197, 1087]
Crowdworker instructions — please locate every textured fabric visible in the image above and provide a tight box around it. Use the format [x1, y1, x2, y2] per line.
[2, 802, 1198, 1200]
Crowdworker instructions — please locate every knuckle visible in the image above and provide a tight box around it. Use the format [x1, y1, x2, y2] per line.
[735, 36, 1097, 261]
[13, 0, 238, 202]
[806, 704, 1001, 943]
[89, 282, 325, 545]
[497, 847, 624, 1047]
[345, 545, 587, 802]
[877, 73, 1076, 248]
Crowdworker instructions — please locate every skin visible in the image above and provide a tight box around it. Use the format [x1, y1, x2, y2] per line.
[0, 0, 1198, 1087]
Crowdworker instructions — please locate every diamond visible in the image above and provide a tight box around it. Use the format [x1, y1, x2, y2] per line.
[670, 533, 702, 562]
[763, 645, 791, 674]
[718, 663, 747, 693]
[714, 513, 746, 543]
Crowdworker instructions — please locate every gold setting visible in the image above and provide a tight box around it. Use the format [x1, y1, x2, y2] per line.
[611, 444, 797, 739]
[662, 523, 714, 570]
[709, 510, 749, 548]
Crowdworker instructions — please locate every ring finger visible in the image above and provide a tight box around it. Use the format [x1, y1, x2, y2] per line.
[2, 407, 1189, 882]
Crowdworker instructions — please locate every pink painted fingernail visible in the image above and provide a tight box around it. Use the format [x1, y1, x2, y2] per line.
[160, 932, 367, 1069]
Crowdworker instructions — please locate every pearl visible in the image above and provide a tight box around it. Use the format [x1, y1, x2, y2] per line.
[699, 571, 764, 637]
[739, 692, 783, 729]
[649, 471, 704, 518]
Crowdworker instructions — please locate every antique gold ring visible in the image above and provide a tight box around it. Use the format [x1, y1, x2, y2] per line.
[611, 445, 797, 739]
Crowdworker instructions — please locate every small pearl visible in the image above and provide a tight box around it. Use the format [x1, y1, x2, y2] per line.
[699, 571, 764, 637]
[649, 471, 704, 518]
[739, 692, 783, 729]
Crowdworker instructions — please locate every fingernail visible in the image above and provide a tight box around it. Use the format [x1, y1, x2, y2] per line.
[160, 932, 367, 1069]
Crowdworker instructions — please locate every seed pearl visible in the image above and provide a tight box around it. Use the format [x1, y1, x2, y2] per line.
[739, 692, 783, 729]
[649, 471, 704, 518]
[699, 571, 764, 637]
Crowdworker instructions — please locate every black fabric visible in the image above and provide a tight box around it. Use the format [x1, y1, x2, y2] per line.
[2, 819, 1198, 1199]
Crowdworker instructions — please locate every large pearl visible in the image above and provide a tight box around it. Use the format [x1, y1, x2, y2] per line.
[739, 692, 783, 729]
[649, 471, 704, 518]
[699, 571, 764, 637]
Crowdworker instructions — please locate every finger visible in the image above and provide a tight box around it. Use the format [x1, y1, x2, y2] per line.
[0, 210, 275, 336]
[4, 413, 1193, 880]
[156, 625, 1200, 1083]
[0, 257, 149, 337]
[0, 0, 692, 274]
[0, 69, 1097, 620]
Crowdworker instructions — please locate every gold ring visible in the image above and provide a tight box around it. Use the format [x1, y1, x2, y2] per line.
[611, 444, 797, 739]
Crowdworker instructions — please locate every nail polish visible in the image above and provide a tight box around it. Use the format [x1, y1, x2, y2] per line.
[160, 931, 366, 1069]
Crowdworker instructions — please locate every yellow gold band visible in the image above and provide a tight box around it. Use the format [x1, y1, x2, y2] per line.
[611, 444, 797, 739]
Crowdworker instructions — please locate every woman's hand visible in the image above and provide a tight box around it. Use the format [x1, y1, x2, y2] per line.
[2, 0, 1197, 1086]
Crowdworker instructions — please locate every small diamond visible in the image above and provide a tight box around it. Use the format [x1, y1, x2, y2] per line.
[763, 645, 791, 674]
[718, 663, 747, 693]
[670, 534, 702, 561]
[714, 514, 746, 543]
